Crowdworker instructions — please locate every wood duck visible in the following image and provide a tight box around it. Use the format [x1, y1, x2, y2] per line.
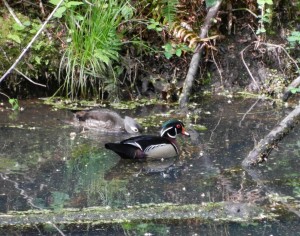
[105, 119, 190, 161]
[72, 109, 142, 133]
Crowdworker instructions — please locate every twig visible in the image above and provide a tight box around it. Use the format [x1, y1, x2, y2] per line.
[258, 42, 300, 73]
[38, 0, 46, 17]
[2, 0, 23, 26]
[0, 0, 65, 84]
[240, 43, 260, 90]
[210, 47, 223, 87]
[14, 68, 46, 87]
[232, 8, 258, 18]
[0, 92, 10, 99]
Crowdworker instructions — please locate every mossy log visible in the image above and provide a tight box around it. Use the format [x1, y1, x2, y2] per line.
[0, 202, 275, 229]
[243, 104, 300, 166]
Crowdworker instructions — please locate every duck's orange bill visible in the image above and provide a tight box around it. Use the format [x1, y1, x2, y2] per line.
[181, 127, 190, 136]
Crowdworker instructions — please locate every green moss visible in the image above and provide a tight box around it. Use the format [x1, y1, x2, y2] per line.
[0, 157, 19, 171]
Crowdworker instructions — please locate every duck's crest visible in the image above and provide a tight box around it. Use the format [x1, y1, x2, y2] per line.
[161, 119, 180, 128]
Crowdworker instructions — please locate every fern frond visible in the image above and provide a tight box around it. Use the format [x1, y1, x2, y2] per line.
[162, 0, 179, 26]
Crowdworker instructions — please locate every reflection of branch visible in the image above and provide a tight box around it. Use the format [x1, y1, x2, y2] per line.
[239, 98, 260, 127]
[0, 0, 65, 84]
[0, 173, 66, 235]
[2, 0, 23, 26]
[243, 166, 300, 218]
[0, 173, 37, 209]
[47, 221, 65, 235]
[243, 103, 300, 166]
[209, 117, 222, 142]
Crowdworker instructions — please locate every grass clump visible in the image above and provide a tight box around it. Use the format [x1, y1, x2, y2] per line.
[58, 0, 134, 100]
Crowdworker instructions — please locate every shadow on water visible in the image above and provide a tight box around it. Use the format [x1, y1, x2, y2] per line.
[0, 98, 299, 235]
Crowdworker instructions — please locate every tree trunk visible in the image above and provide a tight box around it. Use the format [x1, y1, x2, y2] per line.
[179, 0, 223, 109]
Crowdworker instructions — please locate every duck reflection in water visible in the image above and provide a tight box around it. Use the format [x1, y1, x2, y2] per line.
[104, 157, 187, 180]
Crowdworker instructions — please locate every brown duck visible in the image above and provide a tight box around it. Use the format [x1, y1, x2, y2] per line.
[72, 109, 142, 133]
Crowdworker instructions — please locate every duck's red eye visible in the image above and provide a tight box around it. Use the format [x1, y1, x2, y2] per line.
[176, 124, 181, 129]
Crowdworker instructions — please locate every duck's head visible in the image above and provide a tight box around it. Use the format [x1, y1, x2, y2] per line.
[160, 119, 190, 138]
[124, 116, 143, 134]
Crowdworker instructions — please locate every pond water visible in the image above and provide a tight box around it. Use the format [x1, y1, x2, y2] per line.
[0, 97, 299, 235]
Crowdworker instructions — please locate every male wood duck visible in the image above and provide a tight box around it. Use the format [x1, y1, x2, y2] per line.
[105, 119, 190, 161]
[72, 109, 142, 133]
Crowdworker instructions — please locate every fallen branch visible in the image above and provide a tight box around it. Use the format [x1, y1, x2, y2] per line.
[242, 104, 300, 166]
[282, 76, 300, 102]
[0, 202, 274, 228]
[179, 0, 222, 109]
[0, 0, 65, 84]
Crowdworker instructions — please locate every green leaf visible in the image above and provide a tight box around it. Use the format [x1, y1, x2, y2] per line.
[256, 28, 266, 34]
[23, 21, 31, 27]
[66, 1, 84, 8]
[94, 50, 110, 65]
[7, 34, 21, 44]
[290, 88, 300, 94]
[257, 0, 265, 5]
[53, 6, 67, 18]
[49, 0, 60, 5]
[287, 31, 300, 43]
[8, 98, 19, 110]
[121, 5, 134, 20]
[147, 24, 156, 30]
[265, 0, 273, 4]
[205, 0, 218, 8]
[164, 51, 173, 59]
[175, 48, 182, 57]
[12, 23, 25, 31]
[29, 28, 37, 34]
[163, 43, 173, 52]
[75, 15, 84, 21]
[35, 56, 41, 65]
